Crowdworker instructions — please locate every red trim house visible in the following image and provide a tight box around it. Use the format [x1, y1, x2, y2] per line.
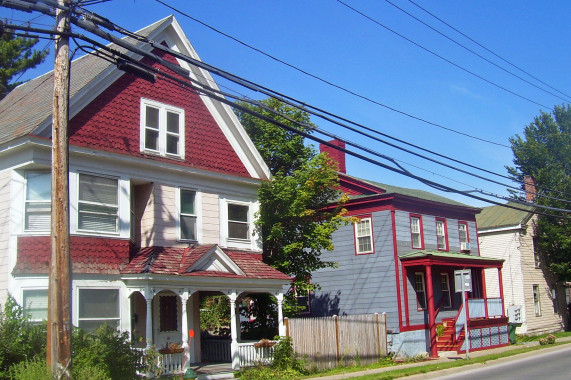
[310, 141, 508, 357]
[0, 16, 290, 375]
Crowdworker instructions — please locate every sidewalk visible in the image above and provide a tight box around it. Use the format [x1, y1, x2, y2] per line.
[307, 336, 571, 380]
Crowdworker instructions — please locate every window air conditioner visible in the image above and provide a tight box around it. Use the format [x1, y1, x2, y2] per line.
[460, 242, 471, 252]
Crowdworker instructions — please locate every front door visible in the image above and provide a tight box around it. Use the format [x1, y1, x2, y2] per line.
[153, 292, 181, 350]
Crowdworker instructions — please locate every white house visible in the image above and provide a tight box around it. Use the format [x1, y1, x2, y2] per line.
[0, 16, 290, 374]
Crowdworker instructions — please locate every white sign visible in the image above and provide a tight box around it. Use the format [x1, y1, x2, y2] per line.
[454, 269, 472, 292]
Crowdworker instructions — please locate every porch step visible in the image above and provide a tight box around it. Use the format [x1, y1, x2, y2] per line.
[437, 350, 459, 358]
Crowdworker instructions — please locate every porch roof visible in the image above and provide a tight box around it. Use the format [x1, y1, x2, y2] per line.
[400, 250, 504, 268]
[122, 244, 292, 281]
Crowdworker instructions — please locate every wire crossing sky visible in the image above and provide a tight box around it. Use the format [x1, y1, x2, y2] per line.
[1, 0, 569, 208]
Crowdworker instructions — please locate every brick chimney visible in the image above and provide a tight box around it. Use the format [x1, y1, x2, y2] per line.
[524, 175, 536, 202]
[319, 139, 346, 174]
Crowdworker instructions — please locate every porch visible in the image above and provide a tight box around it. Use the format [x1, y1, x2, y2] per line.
[400, 250, 507, 357]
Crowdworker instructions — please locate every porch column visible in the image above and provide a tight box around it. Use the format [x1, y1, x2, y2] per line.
[276, 292, 285, 336]
[425, 265, 437, 358]
[144, 295, 153, 349]
[481, 268, 488, 318]
[228, 291, 240, 370]
[180, 290, 190, 370]
[498, 268, 505, 316]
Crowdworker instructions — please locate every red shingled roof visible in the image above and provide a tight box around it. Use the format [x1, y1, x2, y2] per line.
[124, 244, 291, 280]
[14, 236, 131, 275]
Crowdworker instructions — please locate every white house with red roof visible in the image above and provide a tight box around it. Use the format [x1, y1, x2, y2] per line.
[0, 16, 290, 374]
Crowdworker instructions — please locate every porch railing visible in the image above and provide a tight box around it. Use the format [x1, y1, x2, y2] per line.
[238, 341, 275, 367]
[160, 352, 184, 376]
[201, 339, 231, 362]
[467, 298, 503, 319]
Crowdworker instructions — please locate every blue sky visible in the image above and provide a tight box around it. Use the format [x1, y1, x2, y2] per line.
[2, 0, 570, 207]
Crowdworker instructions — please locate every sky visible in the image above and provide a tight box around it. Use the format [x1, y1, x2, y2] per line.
[2, 0, 570, 208]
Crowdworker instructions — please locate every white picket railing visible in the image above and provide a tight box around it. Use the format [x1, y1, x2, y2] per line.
[238, 341, 275, 367]
[160, 352, 184, 376]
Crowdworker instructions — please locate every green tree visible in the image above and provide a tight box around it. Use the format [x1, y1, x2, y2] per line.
[235, 98, 350, 315]
[507, 104, 571, 280]
[0, 31, 48, 100]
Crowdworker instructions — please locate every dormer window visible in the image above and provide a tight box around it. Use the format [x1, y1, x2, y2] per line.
[140, 98, 184, 158]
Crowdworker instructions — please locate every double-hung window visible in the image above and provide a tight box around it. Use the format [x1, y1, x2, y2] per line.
[228, 203, 249, 240]
[78, 289, 120, 332]
[355, 217, 374, 254]
[25, 171, 51, 231]
[458, 221, 470, 251]
[141, 99, 184, 158]
[180, 189, 197, 241]
[415, 272, 427, 310]
[533, 285, 541, 316]
[78, 174, 119, 233]
[23, 289, 48, 323]
[436, 218, 448, 251]
[440, 273, 452, 308]
[410, 215, 424, 249]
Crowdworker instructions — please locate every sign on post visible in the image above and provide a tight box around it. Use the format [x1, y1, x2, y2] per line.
[454, 269, 472, 359]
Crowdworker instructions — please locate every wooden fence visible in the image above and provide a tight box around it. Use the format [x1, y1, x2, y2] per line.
[285, 313, 387, 370]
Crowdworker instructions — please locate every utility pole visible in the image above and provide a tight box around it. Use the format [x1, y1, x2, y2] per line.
[48, 0, 72, 378]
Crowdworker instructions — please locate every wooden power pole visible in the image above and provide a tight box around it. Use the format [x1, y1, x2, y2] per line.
[48, 0, 72, 378]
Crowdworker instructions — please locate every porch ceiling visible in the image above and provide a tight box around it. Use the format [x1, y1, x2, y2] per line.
[400, 250, 503, 268]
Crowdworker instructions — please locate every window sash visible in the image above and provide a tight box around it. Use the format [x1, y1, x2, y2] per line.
[459, 223, 468, 243]
[25, 172, 51, 231]
[415, 273, 427, 309]
[441, 274, 452, 308]
[436, 220, 447, 250]
[228, 204, 249, 240]
[355, 218, 373, 254]
[78, 174, 118, 233]
[180, 190, 197, 241]
[411, 217, 422, 248]
[533, 285, 541, 316]
[23, 289, 48, 322]
[141, 101, 183, 157]
[78, 289, 120, 332]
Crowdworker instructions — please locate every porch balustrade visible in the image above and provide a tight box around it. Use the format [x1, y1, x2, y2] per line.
[238, 341, 275, 367]
[160, 352, 184, 376]
[467, 298, 504, 319]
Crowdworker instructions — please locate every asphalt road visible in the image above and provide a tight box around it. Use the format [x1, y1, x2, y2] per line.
[422, 344, 571, 380]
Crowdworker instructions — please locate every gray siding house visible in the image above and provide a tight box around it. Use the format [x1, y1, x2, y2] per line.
[309, 141, 509, 357]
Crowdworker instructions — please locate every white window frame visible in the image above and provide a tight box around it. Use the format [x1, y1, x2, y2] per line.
[140, 98, 185, 159]
[410, 215, 423, 249]
[440, 273, 452, 308]
[354, 217, 374, 254]
[22, 288, 48, 323]
[458, 221, 469, 244]
[415, 272, 427, 310]
[77, 173, 119, 234]
[77, 288, 120, 332]
[533, 284, 541, 316]
[178, 188, 200, 242]
[227, 202, 250, 241]
[436, 218, 448, 251]
[24, 171, 51, 232]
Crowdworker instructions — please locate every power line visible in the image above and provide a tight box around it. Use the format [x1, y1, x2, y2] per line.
[3, 4, 570, 216]
[336, 0, 553, 110]
[384, 0, 571, 103]
[407, 0, 571, 101]
[153, 0, 510, 148]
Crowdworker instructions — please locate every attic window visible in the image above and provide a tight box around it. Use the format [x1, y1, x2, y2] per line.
[140, 98, 184, 159]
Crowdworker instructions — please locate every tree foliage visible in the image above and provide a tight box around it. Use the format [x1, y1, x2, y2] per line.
[507, 104, 571, 280]
[236, 98, 350, 315]
[0, 31, 48, 100]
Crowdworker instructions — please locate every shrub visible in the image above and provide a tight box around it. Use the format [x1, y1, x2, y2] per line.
[73, 325, 145, 380]
[546, 334, 556, 344]
[0, 296, 47, 379]
[271, 336, 305, 373]
[7, 358, 53, 380]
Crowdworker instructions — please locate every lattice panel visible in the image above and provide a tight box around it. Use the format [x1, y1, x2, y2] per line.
[470, 329, 482, 349]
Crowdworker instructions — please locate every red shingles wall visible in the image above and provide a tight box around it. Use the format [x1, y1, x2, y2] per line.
[68, 48, 250, 177]
[14, 236, 131, 275]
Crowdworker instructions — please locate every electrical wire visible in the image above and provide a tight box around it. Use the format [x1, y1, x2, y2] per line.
[407, 0, 571, 101]
[336, 0, 552, 110]
[152, 0, 510, 148]
[383, 0, 571, 103]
